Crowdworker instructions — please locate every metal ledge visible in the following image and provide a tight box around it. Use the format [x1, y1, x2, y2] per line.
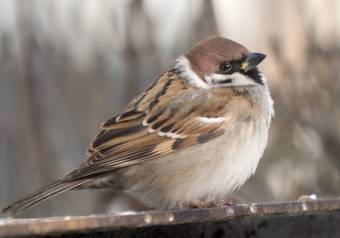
[1, 199, 340, 237]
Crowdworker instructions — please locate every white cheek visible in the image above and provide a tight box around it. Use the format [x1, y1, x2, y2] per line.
[205, 74, 225, 84]
[229, 72, 257, 86]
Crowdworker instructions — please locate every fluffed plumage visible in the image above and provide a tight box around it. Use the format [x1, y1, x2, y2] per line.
[2, 36, 273, 214]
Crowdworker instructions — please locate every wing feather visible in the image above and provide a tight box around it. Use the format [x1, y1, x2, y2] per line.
[64, 73, 241, 181]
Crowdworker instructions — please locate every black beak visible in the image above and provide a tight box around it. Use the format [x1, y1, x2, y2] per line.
[241, 52, 266, 72]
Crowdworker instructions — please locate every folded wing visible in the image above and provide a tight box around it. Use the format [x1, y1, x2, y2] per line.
[63, 73, 237, 181]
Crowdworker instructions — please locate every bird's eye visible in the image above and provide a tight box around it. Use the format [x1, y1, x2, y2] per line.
[219, 63, 232, 73]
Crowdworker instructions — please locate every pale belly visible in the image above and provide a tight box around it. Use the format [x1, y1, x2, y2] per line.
[120, 119, 269, 209]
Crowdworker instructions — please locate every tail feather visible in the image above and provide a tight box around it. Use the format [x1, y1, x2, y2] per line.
[2, 179, 93, 215]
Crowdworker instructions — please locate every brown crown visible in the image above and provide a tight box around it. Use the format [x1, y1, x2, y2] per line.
[185, 37, 248, 79]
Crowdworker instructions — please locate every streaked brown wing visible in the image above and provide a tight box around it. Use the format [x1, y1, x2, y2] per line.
[63, 73, 238, 181]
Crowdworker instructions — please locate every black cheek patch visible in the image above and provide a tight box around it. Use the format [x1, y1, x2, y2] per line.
[219, 78, 232, 84]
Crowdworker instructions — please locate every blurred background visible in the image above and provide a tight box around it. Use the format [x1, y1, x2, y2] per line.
[1, 0, 340, 217]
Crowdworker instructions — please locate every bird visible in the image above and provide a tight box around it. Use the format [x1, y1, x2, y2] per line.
[2, 36, 274, 215]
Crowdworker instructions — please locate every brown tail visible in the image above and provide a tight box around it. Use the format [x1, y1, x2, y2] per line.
[2, 178, 93, 215]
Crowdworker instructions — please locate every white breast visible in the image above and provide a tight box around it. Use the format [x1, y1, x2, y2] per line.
[122, 117, 270, 209]
[123, 85, 273, 209]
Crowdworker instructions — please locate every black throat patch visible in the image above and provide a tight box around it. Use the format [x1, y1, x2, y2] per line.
[241, 67, 264, 85]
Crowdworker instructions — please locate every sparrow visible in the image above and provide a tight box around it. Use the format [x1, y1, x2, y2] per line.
[2, 36, 274, 214]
